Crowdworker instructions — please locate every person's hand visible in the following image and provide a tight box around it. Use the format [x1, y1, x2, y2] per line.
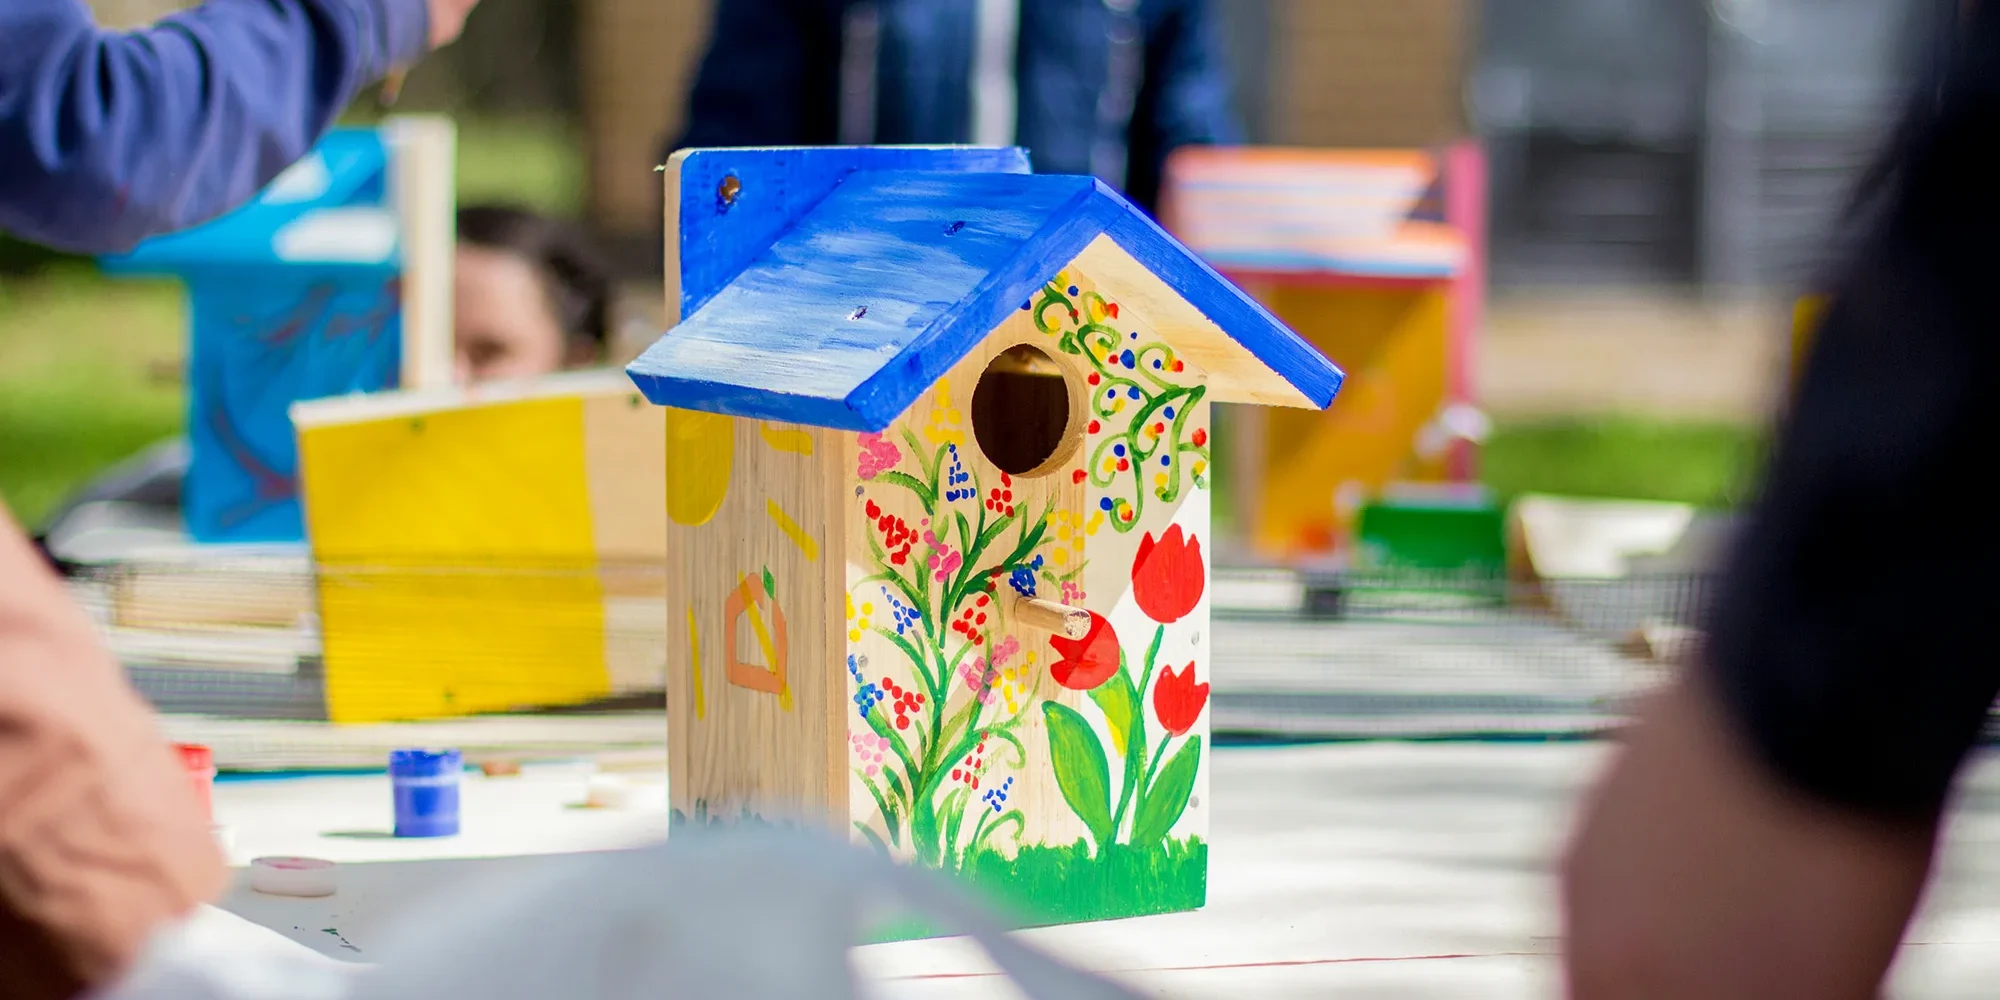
[427, 0, 481, 48]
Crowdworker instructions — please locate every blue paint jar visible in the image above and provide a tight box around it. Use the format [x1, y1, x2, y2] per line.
[389, 748, 462, 838]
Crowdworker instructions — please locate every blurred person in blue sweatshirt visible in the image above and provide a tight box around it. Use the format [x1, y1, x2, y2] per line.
[0, 2, 475, 998]
[673, 0, 1240, 213]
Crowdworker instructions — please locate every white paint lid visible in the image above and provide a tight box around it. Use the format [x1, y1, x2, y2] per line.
[249, 856, 337, 897]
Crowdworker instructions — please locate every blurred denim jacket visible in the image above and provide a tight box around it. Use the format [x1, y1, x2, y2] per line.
[672, 0, 1242, 213]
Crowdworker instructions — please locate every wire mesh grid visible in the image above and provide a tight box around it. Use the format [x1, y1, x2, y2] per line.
[64, 554, 1726, 770]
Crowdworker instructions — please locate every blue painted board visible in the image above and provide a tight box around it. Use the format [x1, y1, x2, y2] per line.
[672, 146, 1033, 320]
[185, 277, 401, 541]
[629, 165, 1343, 432]
[102, 127, 405, 543]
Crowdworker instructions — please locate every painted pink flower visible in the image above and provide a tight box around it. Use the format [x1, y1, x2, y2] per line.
[959, 657, 999, 705]
[923, 529, 963, 583]
[856, 432, 902, 480]
[1059, 580, 1085, 606]
[989, 636, 1020, 670]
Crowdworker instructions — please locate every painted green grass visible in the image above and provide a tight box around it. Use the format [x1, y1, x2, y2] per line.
[864, 836, 1209, 942]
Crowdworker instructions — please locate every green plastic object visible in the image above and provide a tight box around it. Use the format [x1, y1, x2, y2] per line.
[1355, 484, 1507, 575]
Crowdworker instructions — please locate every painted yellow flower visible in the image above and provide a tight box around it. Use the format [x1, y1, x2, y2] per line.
[925, 379, 965, 446]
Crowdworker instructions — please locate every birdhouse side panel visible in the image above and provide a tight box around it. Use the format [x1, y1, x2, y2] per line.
[842, 263, 1214, 926]
[667, 411, 848, 828]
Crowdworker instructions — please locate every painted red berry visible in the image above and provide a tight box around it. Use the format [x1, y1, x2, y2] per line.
[1073, 469, 1087, 484]
[1087, 373, 1101, 385]
[1192, 428, 1208, 447]
[896, 716, 910, 730]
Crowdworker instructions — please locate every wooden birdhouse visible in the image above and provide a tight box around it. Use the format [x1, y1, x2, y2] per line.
[627, 147, 1344, 926]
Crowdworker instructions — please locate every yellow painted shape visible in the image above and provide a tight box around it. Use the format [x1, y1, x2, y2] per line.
[666, 408, 734, 526]
[299, 396, 610, 723]
[1250, 286, 1450, 558]
[687, 603, 705, 720]
[766, 498, 819, 561]
[759, 422, 815, 455]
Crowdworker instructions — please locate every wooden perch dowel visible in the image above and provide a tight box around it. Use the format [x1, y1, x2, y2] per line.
[1013, 596, 1091, 640]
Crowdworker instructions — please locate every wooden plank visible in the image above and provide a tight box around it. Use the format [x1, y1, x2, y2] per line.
[297, 375, 667, 722]
[384, 115, 457, 390]
[156, 712, 665, 772]
[666, 416, 846, 825]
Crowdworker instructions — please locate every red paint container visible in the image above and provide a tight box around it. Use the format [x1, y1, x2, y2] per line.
[175, 743, 215, 822]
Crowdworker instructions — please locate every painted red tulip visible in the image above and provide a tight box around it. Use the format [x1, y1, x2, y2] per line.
[1152, 662, 1209, 737]
[1049, 611, 1121, 691]
[1131, 524, 1205, 624]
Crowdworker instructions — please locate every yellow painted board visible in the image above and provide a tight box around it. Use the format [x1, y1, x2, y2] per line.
[1249, 285, 1449, 558]
[300, 394, 614, 723]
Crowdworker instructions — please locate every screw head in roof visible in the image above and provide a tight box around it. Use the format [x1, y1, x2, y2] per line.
[717, 174, 741, 208]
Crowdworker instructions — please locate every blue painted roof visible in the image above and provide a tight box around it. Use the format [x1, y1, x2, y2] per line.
[100, 128, 398, 275]
[628, 168, 1343, 432]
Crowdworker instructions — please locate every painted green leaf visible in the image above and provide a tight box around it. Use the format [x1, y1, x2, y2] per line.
[1131, 737, 1201, 847]
[1088, 666, 1139, 759]
[1042, 701, 1115, 851]
[762, 567, 776, 599]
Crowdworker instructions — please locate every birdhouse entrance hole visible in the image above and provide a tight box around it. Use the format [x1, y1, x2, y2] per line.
[971, 344, 1078, 477]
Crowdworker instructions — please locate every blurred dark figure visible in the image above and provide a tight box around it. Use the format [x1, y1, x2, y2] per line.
[1563, 3, 2000, 997]
[672, 0, 1239, 213]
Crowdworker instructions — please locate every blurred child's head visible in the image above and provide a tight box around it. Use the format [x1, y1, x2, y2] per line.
[454, 205, 611, 384]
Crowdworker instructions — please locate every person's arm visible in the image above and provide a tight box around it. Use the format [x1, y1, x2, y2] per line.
[672, 0, 844, 152]
[1564, 10, 2000, 990]
[1563, 677, 1938, 1000]
[0, 506, 227, 1000]
[0, 0, 432, 254]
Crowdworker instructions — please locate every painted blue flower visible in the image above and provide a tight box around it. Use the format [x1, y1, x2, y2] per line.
[1008, 566, 1037, 597]
[981, 776, 1015, 813]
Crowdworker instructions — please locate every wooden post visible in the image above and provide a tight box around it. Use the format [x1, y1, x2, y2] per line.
[384, 115, 457, 390]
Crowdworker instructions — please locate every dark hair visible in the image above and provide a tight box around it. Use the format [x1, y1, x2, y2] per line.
[457, 205, 612, 353]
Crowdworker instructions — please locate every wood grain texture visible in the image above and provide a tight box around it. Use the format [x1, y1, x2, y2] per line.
[666, 416, 847, 826]
[630, 158, 1343, 430]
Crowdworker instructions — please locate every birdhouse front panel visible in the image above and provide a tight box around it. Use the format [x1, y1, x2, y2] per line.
[844, 265, 1214, 925]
